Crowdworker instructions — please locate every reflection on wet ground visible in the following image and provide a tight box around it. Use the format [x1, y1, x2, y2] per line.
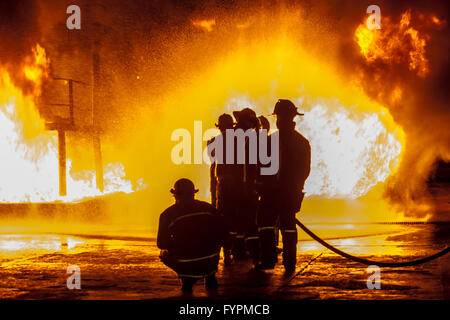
[0, 223, 448, 299]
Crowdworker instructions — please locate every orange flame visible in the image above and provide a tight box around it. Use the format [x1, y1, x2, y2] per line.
[23, 44, 49, 95]
[192, 19, 216, 32]
[355, 10, 432, 77]
[0, 45, 140, 202]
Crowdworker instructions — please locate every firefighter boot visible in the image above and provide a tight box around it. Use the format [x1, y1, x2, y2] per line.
[246, 236, 260, 266]
[223, 233, 234, 266]
[233, 234, 247, 260]
[205, 274, 218, 289]
[282, 230, 298, 276]
[181, 277, 197, 292]
[255, 228, 277, 270]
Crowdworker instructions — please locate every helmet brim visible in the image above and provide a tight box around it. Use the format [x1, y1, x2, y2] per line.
[170, 188, 199, 194]
[271, 112, 304, 116]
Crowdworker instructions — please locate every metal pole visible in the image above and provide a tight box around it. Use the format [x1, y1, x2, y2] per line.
[68, 80, 74, 126]
[58, 130, 67, 197]
[93, 135, 104, 192]
[92, 43, 104, 193]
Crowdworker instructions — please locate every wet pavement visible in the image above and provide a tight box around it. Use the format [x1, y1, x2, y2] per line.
[0, 223, 448, 300]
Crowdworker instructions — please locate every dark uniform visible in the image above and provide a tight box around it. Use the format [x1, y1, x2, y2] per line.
[207, 114, 239, 265]
[256, 122, 279, 268]
[257, 100, 311, 274]
[210, 161, 217, 206]
[157, 179, 225, 291]
[233, 108, 260, 264]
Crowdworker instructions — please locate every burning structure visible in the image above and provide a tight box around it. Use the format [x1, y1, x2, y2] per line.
[0, 0, 448, 230]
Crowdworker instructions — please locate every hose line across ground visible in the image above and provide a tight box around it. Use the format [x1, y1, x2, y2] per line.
[295, 219, 450, 267]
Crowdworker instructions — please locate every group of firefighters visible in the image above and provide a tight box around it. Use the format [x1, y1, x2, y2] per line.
[157, 99, 311, 292]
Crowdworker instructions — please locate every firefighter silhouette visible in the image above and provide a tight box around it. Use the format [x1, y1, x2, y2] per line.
[208, 110, 261, 265]
[256, 99, 311, 276]
[232, 108, 261, 265]
[207, 113, 238, 266]
[256, 115, 281, 249]
[157, 179, 226, 292]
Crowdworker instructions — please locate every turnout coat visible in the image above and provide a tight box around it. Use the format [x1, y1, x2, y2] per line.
[157, 200, 226, 278]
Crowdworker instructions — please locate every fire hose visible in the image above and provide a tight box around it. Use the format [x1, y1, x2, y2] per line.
[295, 218, 450, 267]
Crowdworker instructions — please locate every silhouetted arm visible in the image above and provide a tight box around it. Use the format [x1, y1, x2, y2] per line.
[302, 141, 311, 184]
[157, 211, 169, 250]
[210, 162, 217, 206]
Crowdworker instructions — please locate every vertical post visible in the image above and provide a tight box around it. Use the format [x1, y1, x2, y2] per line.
[58, 130, 67, 197]
[92, 42, 104, 192]
[93, 135, 104, 192]
[68, 80, 74, 126]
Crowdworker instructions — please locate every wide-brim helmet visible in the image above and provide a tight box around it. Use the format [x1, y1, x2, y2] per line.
[233, 107, 259, 128]
[170, 178, 199, 195]
[272, 99, 304, 118]
[215, 113, 234, 129]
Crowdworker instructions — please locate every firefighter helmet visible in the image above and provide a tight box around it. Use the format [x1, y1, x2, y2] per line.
[272, 99, 304, 118]
[233, 107, 259, 129]
[170, 178, 199, 195]
[215, 113, 234, 130]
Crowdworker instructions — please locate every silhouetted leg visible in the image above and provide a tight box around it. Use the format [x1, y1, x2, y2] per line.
[223, 232, 234, 266]
[257, 200, 278, 268]
[281, 230, 297, 275]
[245, 201, 260, 265]
[233, 234, 247, 260]
[280, 210, 297, 275]
[217, 179, 241, 263]
[181, 277, 197, 292]
[257, 228, 277, 269]
[205, 274, 218, 289]
[246, 234, 260, 265]
[256, 193, 279, 269]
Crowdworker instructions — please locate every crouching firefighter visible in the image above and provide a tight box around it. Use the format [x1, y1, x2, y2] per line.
[157, 179, 226, 292]
[256, 99, 311, 276]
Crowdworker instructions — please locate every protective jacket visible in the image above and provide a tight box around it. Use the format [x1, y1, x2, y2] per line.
[157, 200, 225, 278]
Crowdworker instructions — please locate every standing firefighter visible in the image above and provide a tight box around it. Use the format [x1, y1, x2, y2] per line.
[256, 115, 280, 264]
[207, 113, 237, 265]
[256, 99, 311, 275]
[157, 179, 226, 292]
[232, 108, 261, 264]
